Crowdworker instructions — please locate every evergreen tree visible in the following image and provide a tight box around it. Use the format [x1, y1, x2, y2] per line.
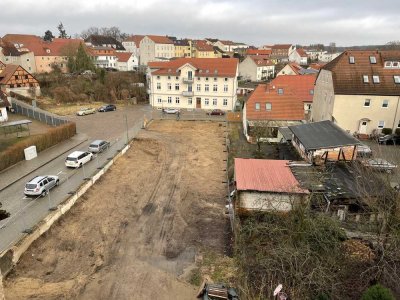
[57, 22, 68, 39]
[67, 43, 95, 73]
[43, 30, 54, 42]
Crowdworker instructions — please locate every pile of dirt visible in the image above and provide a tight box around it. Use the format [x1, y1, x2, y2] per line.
[4, 120, 229, 299]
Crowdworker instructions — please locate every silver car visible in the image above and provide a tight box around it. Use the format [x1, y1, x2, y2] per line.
[24, 175, 59, 197]
[88, 140, 110, 153]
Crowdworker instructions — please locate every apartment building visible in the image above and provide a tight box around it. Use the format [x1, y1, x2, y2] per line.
[173, 39, 192, 58]
[122, 35, 144, 58]
[0, 38, 36, 73]
[192, 40, 221, 58]
[139, 35, 174, 65]
[147, 58, 238, 111]
[239, 56, 275, 81]
[87, 46, 117, 69]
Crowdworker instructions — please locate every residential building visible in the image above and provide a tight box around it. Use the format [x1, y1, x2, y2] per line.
[270, 44, 296, 62]
[213, 40, 249, 53]
[86, 46, 117, 69]
[243, 75, 316, 142]
[289, 48, 308, 65]
[115, 52, 138, 71]
[147, 58, 238, 111]
[139, 35, 174, 65]
[0, 90, 9, 122]
[234, 158, 309, 214]
[305, 49, 326, 61]
[245, 49, 272, 57]
[173, 39, 192, 58]
[192, 40, 221, 58]
[239, 56, 275, 81]
[0, 62, 40, 98]
[319, 52, 341, 63]
[84, 35, 125, 51]
[288, 120, 360, 165]
[122, 35, 144, 58]
[311, 50, 400, 135]
[0, 38, 36, 73]
[277, 63, 318, 76]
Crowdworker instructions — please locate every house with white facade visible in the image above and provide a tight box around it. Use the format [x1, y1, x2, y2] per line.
[289, 48, 308, 65]
[213, 40, 249, 53]
[85, 35, 125, 51]
[0, 38, 36, 73]
[87, 46, 117, 69]
[122, 35, 144, 57]
[139, 35, 174, 65]
[116, 52, 138, 71]
[239, 56, 275, 81]
[147, 58, 238, 111]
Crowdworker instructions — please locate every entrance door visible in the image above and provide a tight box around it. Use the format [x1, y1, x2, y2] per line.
[359, 121, 368, 134]
[196, 97, 201, 108]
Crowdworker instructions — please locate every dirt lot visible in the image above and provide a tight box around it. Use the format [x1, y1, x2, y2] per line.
[4, 120, 229, 299]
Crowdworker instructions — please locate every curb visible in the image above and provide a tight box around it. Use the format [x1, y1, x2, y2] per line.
[0, 136, 88, 192]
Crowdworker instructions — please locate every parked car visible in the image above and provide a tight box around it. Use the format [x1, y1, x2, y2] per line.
[163, 108, 179, 114]
[77, 107, 96, 116]
[65, 151, 93, 168]
[24, 175, 59, 197]
[207, 109, 225, 116]
[378, 134, 400, 145]
[98, 104, 116, 112]
[361, 158, 397, 173]
[88, 140, 110, 153]
[357, 144, 372, 157]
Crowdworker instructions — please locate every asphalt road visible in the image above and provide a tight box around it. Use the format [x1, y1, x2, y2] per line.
[0, 104, 152, 252]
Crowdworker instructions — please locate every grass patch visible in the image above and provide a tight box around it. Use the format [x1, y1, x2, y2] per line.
[0, 137, 28, 152]
[189, 267, 202, 286]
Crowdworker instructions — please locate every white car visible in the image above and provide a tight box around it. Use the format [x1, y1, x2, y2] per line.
[65, 151, 93, 168]
[76, 107, 96, 116]
[24, 175, 59, 197]
[163, 108, 179, 114]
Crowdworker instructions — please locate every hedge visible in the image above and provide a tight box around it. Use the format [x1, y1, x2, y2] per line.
[0, 122, 76, 171]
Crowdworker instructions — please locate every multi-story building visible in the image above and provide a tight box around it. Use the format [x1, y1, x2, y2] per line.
[270, 44, 296, 62]
[139, 35, 174, 65]
[289, 48, 308, 65]
[173, 39, 192, 58]
[115, 52, 138, 71]
[213, 40, 249, 53]
[192, 40, 221, 58]
[84, 35, 125, 51]
[311, 50, 400, 135]
[147, 58, 238, 111]
[87, 46, 117, 69]
[0, 38, 36, 73]
[122, 35, 144, 58]
[239, 56, 275, 81]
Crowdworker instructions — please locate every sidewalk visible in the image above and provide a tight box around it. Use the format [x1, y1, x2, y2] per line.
[0, 133, 88, 191]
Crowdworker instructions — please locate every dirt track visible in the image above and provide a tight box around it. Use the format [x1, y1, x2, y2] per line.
[4, 120, 229, 299]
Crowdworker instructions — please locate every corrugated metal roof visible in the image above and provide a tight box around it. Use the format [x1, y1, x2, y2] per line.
[234, 158, 309, 194]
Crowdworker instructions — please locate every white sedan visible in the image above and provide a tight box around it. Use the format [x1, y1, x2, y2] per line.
[162, 108, 179, 114]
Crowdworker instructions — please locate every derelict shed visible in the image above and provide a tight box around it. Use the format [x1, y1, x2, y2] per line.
[288, 120, 361, 165]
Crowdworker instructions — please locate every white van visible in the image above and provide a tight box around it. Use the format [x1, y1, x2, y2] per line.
[65, 151, 93, 168]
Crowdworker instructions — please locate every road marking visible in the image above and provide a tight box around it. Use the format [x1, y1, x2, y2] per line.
[22, 196, 29, 200]
[57, 171, 63, 175]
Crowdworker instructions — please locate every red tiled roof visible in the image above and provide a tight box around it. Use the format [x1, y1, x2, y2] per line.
[271, 44, 292, 50]
[287, 63, 302, 74]
[86, 46, 116, 57]
[296, 48, 308, 57]
[308, 63, 325, 70]
[124, 35, 145, 48]
[115, 52, 133, 62]
[149, 58, 238, 77]
[0, 64, 19, 84]
[246, 75, 316, 121]
[251, 56, 274, 66]
[0, 90, 10, 107]
[246, 49, 272, 56]
[235, 158, 308, 194]
[218, 40, 235, 45]
[147, 35, 173, 44]
[194, 40, 214, 52]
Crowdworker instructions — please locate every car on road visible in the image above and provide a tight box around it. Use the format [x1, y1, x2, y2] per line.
[88, 140, 110, 153]
[162, 108, 179, 114]
[65, 151, 93, 168]
[378, 134, 400, 145]
[24, 175, 59, 197]
[207, 109, 225, 116]
[77, 107, 96, 116]
[361, 158, 397, 173]
[98, 104, 117, 112]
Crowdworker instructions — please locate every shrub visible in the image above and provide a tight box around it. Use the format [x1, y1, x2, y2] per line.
[395, 128, 400, 136]
[361, 284, 395, 300]
[0, 122, 76, 171]
[381, 128, 392, 135]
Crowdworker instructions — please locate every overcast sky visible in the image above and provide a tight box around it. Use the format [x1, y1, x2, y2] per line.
[1, 0, 399, 46]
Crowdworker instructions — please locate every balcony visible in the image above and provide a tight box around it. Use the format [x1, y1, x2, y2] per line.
[182, 91, 194, 96]
[183, 77, 194, 83]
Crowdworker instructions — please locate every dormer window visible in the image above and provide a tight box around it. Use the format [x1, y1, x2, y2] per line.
[277, 88, 284, 95]
[385, 61, 392, 68]
[363, 75, 369, 83]
[369, 56, 376, 64]
[394, 76, 400, 84]
[349, 56, 355, 64]
[373, 75, 380, 83]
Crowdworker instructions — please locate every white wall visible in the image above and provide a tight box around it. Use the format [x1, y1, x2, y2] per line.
[0, 107, 8, 122]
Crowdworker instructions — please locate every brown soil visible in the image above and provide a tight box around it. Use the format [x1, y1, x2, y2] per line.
[4, 120, 229, 300]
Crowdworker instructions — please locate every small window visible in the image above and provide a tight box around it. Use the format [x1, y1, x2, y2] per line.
[188, 98, 192, 105]
[157, 98, 162, 103]
[394, 76, 400, 84]
[364, 99, 371, 107]
[349, 56, 355, 64]
[224, 85, 228, 92]
[372, 75, 380, 83]
[382, 100, 389, 108]
[369, 56, 376, 64]
[197, 84, 201, 91]
[266, 103, 272, 111]
[175, 76, 179, 80]
[168, 97, 172, 103]
[213, 84, 218, 92]
[224, 78, 228, 81]
[378, 120, 385, 129]
[212, 99, 217, 106]
[277, 88, 283, 95]
[205, 84, 209, 92]
[156, 82, 161, 90]
[255, 103, 260, 111]
[205, 77, 209, 81]
[167, 76, 171, 80]
[309, 89, 314, 95]
[175, 97, 180, 104]
[157, 75, 160, 79]
[363, 75, 369, 83]
[167, 83, 172, 90]
[175, 83, 180, 91]
[385, 61, 392, 68]
[214, 77, 217, 81]
[223, 99, 228, 106]
[205, 98, 209, 106]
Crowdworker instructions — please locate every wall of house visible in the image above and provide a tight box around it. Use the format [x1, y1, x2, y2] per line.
[139, 37, 155, 65]
[0, 107, 7, 122]
[35, 56, 69, 73]
[311, 69, 335, 122]
[0, 52, 36, 73]
[238, 57, 256, 81]
[277, 64, 297, 76]
[256, 65, 275, 81]
[155, 43, 175, 59]
[237, 191, 306, 214]
[333, 95, 400, 135]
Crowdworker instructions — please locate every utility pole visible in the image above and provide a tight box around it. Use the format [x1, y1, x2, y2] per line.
[124, 114, 129, 144]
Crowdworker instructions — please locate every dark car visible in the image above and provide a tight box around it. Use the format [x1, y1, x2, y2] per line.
[378, 134, 400, 145]
[207, 109, 225, 116]
[98, 104, 116, 112]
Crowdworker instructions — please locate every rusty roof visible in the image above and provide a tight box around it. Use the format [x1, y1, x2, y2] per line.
[235, 158, 309, 194]
[146, 35, 174, 44]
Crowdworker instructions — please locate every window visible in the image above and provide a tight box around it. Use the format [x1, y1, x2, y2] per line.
[175, 76, 179, 80]
[168, 97, 172, 103]
[255, 102, 260, 111]
[369, 56, 376, 64]
[277, 88, 284, 95]
[224, 78, 228, 81]
[214, 77, 217, 81]
[382, 100, 389, 108]
[224, 85, 228, 92]
[364, 99, 371, 107]
[156, 82, 161, 90]
[378, 120, 385, 129]
[205, 84, 209, 92]
[188, 98, 192, 105]
[394, 76, 400, 84]
[372, 75, 380, 83]
[168, 76, 171, 80]
[175, 83, 180, 91]
[157, 98, 162, 103]
[175, 97, 180, 104]
[349, 56, 355, 64]
[266, 103, 272, 111]
[167, 83, 172, 90]
[205, 77, 209, 81]
[363, 75, 369, 83]
[212, 99, 217, 106]
[309, 89, 314, 95]
[156, 75, 160, 79]
[213, 84, 218, 92]
[385, 61, 392, 68]
[223, 99, 228, 106]
[205, 98, 209, 106]
[197, 84, 201, 91]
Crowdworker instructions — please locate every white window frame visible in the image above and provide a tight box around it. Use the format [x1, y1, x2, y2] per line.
[223, 99, 228, 106]
[204, 98, 209, 106]
[363, 75, 369, 83]
[266, 103, 272, 111]
[394, 76, 400, 84]
[212, 99, 217, 106]
[197, 84, 201, 91]
[188, 98, 192, 105]
[167, 97, 172, 103]
[213, 84, 218, 92]
[157, 98, 162, 103]
[167, 83, 172, 90]
[278, 88, 283, 95]
[369, 56, 376, 64]
[382, 99, 389, 108]
[378, 120, 385, 129]
[224, 85, 228, 92]
[156, 82, 161, 90]
[175, 97, 180, 104]
[364, 99, 371, 107]
[372, 75, 380, 83]
[205, 84, 209, 92]
[175, 83, 180, 91]
[255, 102, 260, 111]
[349, 56, 355, 64]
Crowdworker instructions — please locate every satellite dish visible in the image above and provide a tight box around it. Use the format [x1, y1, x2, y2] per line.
[273, 284, 283, 296]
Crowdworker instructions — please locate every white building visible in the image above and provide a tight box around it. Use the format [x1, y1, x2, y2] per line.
[213, 40, 249, 52]
[289, 49, 308, 65]
[139, 35, 175, 65]
[116, 52, 138, 71]
[122, 35, 144, 60]
[319, 52, 342, 63]
[147, 58, 239, 111]
[239, 56, 275, 81]
[87, 46, 117, 69]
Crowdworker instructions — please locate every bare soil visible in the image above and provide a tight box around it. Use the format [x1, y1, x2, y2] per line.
[4, 120, 229, 299]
